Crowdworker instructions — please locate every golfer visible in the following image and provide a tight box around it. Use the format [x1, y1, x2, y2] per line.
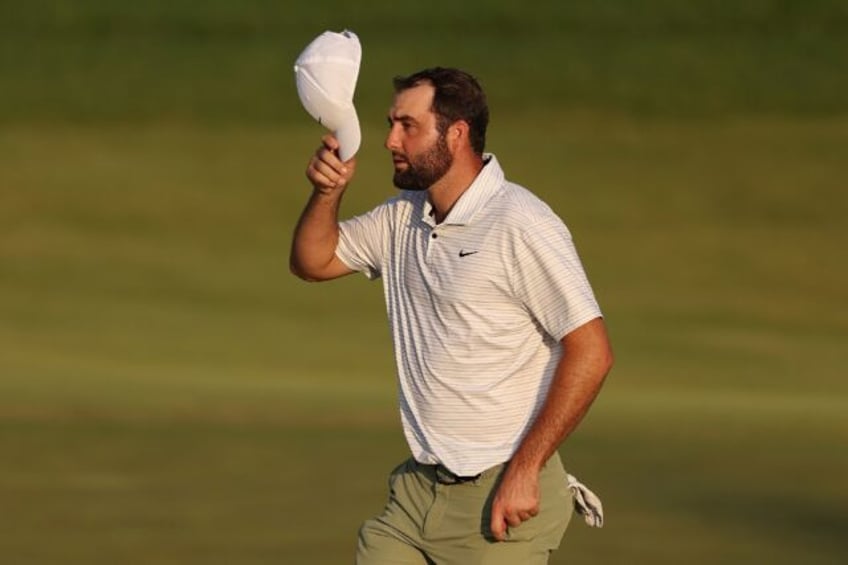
[290, 67, 613, 564]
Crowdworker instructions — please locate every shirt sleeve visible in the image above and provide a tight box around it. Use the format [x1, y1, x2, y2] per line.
[335, 203, 390, 280]
[510, 216, 602, 340]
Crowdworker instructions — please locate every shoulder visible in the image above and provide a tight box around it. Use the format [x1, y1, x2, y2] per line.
[489, 180, 570, 237]
[356, 190, 425, 224]
[378, 190, 426, 214]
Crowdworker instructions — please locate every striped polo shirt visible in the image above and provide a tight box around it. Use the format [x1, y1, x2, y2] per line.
[336, 154, 602, 476]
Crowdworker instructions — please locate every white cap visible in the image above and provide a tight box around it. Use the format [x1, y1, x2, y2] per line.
[294, 30, 362, 161]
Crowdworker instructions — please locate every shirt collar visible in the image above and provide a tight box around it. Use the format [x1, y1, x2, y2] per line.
[421, 153, 504, 226]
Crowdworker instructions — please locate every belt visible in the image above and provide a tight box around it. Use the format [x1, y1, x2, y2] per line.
[432, 463, 481, 485]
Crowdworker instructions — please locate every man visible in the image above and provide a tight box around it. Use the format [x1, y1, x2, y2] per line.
[290, 67, 613, 564]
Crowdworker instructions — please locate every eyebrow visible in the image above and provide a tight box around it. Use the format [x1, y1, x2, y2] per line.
[387, 113, 418, 126]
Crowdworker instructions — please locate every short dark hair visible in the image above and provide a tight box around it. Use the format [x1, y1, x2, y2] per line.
[393, 67, 489, 155]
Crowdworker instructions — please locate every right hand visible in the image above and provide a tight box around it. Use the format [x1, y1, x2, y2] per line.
[306, 134, 357, 195]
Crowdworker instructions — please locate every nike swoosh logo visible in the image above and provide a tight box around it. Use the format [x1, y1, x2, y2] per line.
[458, 250, 479, 258]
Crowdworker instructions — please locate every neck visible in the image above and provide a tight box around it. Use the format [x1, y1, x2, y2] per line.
[428, 154, 485, 223]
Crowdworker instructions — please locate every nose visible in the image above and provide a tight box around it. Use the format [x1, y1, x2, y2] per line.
[385, 123, 401, 152]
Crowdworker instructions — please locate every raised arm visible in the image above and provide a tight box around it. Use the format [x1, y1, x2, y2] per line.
[290, 135, 358, 282]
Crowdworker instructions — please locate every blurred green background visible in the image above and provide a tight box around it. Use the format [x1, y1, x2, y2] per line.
[1, 1, 846, 563]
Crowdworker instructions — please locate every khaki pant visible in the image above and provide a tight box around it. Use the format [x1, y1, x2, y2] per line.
[356, 453, 572, 564]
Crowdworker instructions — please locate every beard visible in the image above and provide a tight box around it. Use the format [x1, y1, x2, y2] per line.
[392, 134, 453, 191]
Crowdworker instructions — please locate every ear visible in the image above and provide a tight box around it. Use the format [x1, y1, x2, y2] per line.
[447, 120, 470, 152]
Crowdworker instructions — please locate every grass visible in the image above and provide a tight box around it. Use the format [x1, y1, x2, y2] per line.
[1, 117, 846, 564]
[1, 0, 846, 122]
[1, 0, 847, 563]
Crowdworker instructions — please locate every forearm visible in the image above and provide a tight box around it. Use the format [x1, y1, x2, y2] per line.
[510, 318, 613, 473]
[289, 189, 344, 281]
[290, 134, 357, 281]
[488, 318, 612, 540]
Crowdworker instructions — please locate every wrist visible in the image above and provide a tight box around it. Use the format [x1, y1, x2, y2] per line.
[311, 185, 345, 201]
[507, 451, 546, 476]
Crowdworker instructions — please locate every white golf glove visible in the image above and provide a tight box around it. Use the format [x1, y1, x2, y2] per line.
[566, 473, 604, 528]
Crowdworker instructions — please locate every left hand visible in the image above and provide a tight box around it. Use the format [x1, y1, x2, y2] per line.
[489, 465, 540, 541]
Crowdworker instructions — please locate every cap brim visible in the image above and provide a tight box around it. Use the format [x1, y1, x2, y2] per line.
[334, 111, 361, 162]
